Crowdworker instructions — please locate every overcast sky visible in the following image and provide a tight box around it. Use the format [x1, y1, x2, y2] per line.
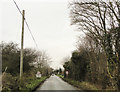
[1, 0, 83, 69]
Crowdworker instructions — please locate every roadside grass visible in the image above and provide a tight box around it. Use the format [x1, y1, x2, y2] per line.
[57, 74, 98, 90]
[58, 75, 117, 92]
[63, 78, 98, 90]
[19, 76, 48, 91]
[57, 74, 64, 78]
[25, 76, 47, 91]
[2, 73, 48, 92]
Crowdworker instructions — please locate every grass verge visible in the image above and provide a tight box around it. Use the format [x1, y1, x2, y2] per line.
[63, 78, 98, 90]
[58, 75, 117, 92]
[25, 76, 48, 91]
[2, 75, 48, 92]
[57, 75, 98, 90]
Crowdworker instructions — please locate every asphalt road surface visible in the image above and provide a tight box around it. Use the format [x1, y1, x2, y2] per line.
[36, 75, 79, 90]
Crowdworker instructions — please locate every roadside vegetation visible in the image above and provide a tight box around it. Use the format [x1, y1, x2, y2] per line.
[57, 0, 120, 91]
[57, 74, 98, 90]
[1, 42, 52, 91]
[25, 76, 47, 91]
[64, 78, 98, 90]
[2, 73, 48, 92]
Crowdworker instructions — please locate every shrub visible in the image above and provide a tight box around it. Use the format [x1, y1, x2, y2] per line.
[2, 73, 19, 91]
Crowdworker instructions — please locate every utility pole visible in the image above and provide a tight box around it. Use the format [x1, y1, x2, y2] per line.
[20, 10, 25, 79]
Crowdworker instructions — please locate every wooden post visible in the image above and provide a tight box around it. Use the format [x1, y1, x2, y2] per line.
[20, 10, 25, 79]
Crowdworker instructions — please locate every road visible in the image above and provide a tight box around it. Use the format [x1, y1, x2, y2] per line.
[36, 75, 79, 91]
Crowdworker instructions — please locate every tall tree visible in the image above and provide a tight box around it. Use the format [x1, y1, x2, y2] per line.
[1, 42, 38, 76]
[69, 0, 120, 89]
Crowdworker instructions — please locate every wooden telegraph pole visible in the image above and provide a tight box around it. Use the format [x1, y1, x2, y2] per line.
[20, 10, 25, 79]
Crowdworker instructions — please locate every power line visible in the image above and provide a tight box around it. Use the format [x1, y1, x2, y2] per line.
[13, 0, 22, 15]
[12, 0, 39, 49]
[24, 19, 39, 49]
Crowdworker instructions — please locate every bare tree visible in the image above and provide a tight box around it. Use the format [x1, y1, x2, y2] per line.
[69, 0, 120, 89]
